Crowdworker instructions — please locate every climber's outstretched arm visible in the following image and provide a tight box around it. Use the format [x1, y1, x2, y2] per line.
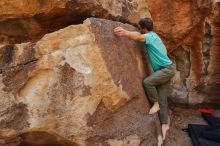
[114, 27, 146, 42]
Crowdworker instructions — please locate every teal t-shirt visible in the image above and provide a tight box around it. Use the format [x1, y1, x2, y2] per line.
[144, 32, 172, 72]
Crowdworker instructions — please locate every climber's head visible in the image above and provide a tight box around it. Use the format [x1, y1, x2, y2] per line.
[138, 17, 153, 34]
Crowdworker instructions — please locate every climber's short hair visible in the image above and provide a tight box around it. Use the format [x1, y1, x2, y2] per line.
[139, 17, 153, 31]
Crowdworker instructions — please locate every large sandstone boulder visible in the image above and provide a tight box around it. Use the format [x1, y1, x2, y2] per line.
[0, 18, 161, 146]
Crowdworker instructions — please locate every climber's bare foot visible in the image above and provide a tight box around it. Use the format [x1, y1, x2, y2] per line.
[149, 102, 160, 115]
[162, 124, 170, 140]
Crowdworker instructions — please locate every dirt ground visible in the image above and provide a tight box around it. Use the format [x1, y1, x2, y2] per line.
[164, 105, 207, 146]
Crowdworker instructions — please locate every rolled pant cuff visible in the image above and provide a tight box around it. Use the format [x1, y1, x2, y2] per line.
[160, 117, 168, 124]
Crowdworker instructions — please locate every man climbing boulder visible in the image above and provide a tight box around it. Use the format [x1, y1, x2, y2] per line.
[114, 17, 176, 140]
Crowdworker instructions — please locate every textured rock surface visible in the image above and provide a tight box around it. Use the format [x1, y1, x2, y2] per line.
[0, 0, 143, 44]
[0, 18, 160, 146]
[147, 0, 220, 104]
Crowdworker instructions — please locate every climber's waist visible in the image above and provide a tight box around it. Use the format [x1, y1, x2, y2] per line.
[159, 63, 174, 70]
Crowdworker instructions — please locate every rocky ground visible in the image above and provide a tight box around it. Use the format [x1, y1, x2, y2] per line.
[0, 103, 212, 146]
[164, 105, 207, 146]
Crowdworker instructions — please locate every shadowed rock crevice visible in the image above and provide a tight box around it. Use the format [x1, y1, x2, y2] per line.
[17, 131, 79, 146]
[202, 22, 212, 76]
[0, 16, 91, 44]
[170, 46, 191, 103]
[0, 129, 80, 146]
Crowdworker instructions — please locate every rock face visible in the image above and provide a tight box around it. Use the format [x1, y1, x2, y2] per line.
[147, 0, 220, 104]
[0, 18, 160, 146]
[0, 0, 142, 44]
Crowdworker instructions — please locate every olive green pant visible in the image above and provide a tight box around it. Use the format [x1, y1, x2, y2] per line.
[143, 64, 176, 124]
